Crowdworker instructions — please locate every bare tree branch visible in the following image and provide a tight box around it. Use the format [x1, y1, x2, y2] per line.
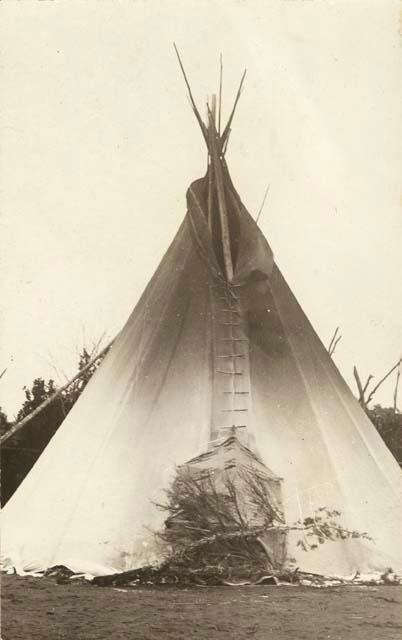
[88, 331, 107, 360]
[354, 358, 402, 410]
[366, 359, 402, 406]
[155, 465, 371, 578]
[0, 339, 115, 445]
[329, 335, 342, 357]
[353, 366, 366, 408]
[328, 327, 342, 357]
[393, 362, 401, 413]
[362, 374, 374, 396]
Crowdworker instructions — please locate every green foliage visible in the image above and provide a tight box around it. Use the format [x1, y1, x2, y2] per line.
[0, 406, 11, 438]
[1, 347, 107, 505]
[294, 507, 372, 552]
[17, 378, 58, 421]
[155, 467, 372, 580]
[157, 467, 284, 552]
[368, 405, 402, 466]
[1, 378, 65, 505]
[155, 466, 286, 576]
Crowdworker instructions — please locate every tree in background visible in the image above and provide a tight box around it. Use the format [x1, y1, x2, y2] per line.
[0, 347, 107, 505]
[352, 358, 401, 467]
[0, 406, 11, 438]
[368, 405, 402, 468]
[327, 332, 401, 468]
[1, 378, 67, 505]
[1, 342, 400, 505]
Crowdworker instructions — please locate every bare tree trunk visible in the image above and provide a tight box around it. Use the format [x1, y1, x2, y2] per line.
[366, 359, 402, 406]
[328, 327, 342, 357]
[353, 366, 367, 408]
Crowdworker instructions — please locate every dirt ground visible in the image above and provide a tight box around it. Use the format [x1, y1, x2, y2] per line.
[1, 575, 402, 640]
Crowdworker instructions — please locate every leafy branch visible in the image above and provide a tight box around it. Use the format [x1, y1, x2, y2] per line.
[154, 467, 372, 575]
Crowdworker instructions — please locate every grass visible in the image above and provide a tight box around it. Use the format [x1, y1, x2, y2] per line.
[2, 575, 402, 640]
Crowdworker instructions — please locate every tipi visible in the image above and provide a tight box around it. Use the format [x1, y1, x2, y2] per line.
[2, 59, 402, 578]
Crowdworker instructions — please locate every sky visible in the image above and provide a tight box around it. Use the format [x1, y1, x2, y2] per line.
[1, 0, 401, 418]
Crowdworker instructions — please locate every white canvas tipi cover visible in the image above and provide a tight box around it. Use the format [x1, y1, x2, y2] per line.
[2, 105, 402, 578]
